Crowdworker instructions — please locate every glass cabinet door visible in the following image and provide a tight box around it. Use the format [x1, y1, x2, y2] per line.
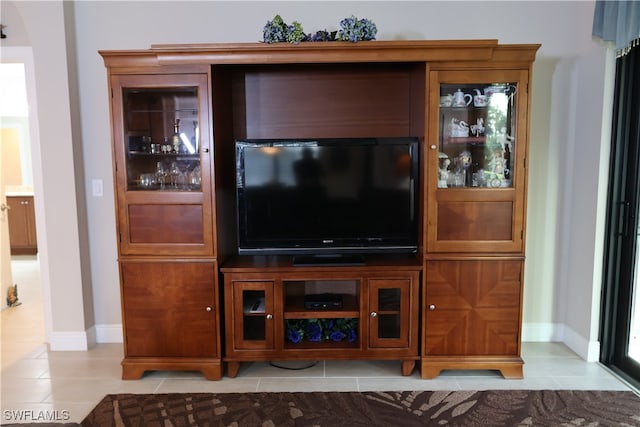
[437, 83, 517, 189]
[427, 69, 529, 254]
[233, 281, 275, 350]
[110, 73, 214, 257]
[368, 278, 411, 349]
[123, 87, 202, 192]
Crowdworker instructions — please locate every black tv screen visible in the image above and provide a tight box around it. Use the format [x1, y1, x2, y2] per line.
[235, 138, 419, 257]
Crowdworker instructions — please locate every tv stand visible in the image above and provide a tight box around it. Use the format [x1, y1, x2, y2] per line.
[221, 254, 421, 377]
[293, 254, 366, 266]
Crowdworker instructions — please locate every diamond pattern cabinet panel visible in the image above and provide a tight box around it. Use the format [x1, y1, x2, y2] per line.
[424, 259, 522, 356]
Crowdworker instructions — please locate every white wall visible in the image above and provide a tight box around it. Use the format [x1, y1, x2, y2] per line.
[2, 1, 613, 359]
[2, 2, 93, 350]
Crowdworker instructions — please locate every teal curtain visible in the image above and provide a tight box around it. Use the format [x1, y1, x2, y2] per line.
[593, 0, 640, 56]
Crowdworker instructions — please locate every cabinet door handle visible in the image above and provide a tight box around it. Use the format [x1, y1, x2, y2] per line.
[428, 304, 436, 310]
[266, 314, 273, 320]
[370, 311, 378, 318]
[205, 306, 212, 312]
[430, 144, 437, 150]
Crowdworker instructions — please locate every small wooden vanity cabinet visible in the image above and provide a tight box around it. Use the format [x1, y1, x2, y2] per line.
[101, 40, 538, 380]
[7, 195, 37, 255]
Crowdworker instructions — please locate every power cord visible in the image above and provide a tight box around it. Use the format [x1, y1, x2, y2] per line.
[269, 361, 319, 370]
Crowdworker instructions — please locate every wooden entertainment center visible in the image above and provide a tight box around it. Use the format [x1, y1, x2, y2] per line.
[100, 40, 539, 380]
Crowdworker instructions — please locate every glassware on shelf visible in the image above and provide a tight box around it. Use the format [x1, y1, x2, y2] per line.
[155, 161, 167, 190]
[171, 119, 182, 154]
[189, 166, 201, 189]
[139, 173, 154, 189]
[122, 86, 201, 192]
[169, 161, 188, 189]
[160, 137, 170, 154]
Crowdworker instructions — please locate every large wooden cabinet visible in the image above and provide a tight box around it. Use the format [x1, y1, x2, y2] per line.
[106, 68, 222, 380]
[420, 62, 533, 379]
[101, 40, 538, 380]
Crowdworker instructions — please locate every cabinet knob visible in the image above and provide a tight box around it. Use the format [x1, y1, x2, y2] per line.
[205, 306, 212, 312]
[266, 314, 273, 320]
[428, 304, 436, 310]
[430, 144, 437, 150]
[370, 311, 378, 318]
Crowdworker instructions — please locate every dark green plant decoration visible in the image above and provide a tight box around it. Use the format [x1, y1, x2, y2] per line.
[262, 15, 377, 44]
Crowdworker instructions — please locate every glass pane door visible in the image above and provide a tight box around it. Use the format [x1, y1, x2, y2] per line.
[123, 87, 201, 191]
[438, 83, 517, 189]
[600, 46, 640, 389]
[233, 281, 274, 350]
[369, 279, 409, 348]
[376, 288, 401, 339]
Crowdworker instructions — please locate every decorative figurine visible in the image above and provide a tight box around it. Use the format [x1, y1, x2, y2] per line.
[471, 117, 485, 136]
[458, 150, 472, 171]
[487, 148, 507, 187]
[438, 152, 450, 188]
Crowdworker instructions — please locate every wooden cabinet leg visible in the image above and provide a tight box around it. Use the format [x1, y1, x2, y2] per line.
[499, 364, 524, 379]
[420, 365, 443, 379]
[401, 360, 415, 376]
[122, 365, 145, 380]
[201, 366, 223, 381]
[227, 361, 240, 378]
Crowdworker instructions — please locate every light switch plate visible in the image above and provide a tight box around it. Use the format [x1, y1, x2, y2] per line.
[92, 179, 103, 197]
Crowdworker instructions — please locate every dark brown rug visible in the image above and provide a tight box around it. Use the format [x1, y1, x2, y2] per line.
[77, 390, 640, 427]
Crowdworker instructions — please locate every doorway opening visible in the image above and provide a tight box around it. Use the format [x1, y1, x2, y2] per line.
[1, 54, 47, 366]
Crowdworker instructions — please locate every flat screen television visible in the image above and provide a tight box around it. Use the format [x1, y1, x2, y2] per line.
[235, 137, 420, 264]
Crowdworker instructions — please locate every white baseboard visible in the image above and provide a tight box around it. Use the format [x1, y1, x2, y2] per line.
[522, 322, 600, 362]
[522, 322, 563, 342]
[562, 324, 601, 362]
[48, 329, 94, 351]
[95, 324, 123, 343]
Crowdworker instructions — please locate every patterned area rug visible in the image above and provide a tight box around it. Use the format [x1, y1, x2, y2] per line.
[78, 390, 640, 426]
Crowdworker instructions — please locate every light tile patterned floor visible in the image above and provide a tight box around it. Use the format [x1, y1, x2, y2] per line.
[1, 257, 636, 423]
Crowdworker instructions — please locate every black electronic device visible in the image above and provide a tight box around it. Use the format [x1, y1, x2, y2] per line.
[304, 293, 343, 310]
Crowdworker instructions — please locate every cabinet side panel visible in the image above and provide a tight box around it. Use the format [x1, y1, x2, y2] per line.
[128, 204, 204, 244]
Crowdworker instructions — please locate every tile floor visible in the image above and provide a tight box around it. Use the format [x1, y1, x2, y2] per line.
[1, 256, 637, 424]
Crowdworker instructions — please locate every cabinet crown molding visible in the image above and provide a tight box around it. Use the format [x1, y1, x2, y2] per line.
[100, 39, 540, 69]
